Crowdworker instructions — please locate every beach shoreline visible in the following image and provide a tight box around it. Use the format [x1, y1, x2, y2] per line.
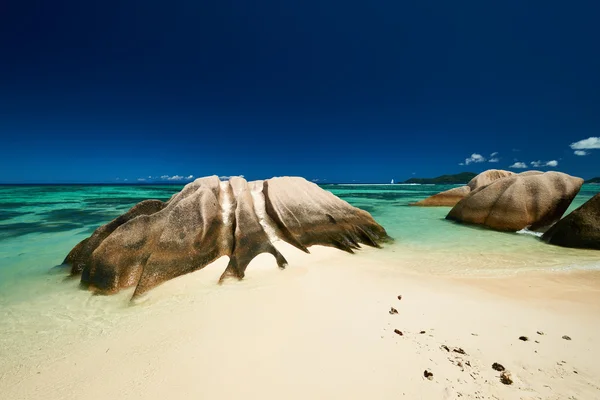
[2, 243, 600, 399]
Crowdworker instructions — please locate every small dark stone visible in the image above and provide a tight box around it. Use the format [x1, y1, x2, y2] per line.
[562, 335, 572, 340]
[394, 329, 403, 336]
[519, 336, 529, 341]
[453, 347, 466, 355]
[537, 331, 544, 335]
[573, 370, 578, 374]
[465, 361, 471, 367]
[420, 330, 426, 334]
[424, 370, 434, 380]
[535, 340, 539, 343]
[389, 307, 398, 315]
[441, 345, 450, 352]
[397, 295, 402, 300]
[500, 371, 513, 385]
[492, 363, 505, 372]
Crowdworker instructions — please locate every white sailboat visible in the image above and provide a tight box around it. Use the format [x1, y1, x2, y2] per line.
[391, 179, 394, 184]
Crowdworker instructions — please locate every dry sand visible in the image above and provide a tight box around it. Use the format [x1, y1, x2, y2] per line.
[2, 242, 600, 400]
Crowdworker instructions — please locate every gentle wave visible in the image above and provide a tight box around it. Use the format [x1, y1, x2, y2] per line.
[516, 228, 544, 238]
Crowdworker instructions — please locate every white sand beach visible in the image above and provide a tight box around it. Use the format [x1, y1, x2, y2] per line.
[2, 242, 600, 400]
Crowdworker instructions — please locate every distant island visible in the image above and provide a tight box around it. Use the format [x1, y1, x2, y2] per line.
[403, 172, 477, 184]
[585, 177, 600, 184]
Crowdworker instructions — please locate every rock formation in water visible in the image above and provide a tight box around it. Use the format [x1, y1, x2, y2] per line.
[466, 169, 515, 191]
[446, 171, 583, 232]
[411, 186, 471, 207]
[542, 193, 600, 249]
[64, 176, 389, 298]
[412, 169, 514, 207]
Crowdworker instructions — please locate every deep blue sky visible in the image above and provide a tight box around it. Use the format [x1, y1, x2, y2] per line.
[1, 1, 599, 183]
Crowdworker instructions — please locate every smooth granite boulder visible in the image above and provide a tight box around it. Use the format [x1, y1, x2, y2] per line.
[411, 186, 471, 207]
[542, 193, 600, 249]
[412, 169, 515, 207]
[64, 176, 388, 298]
[446, 171, 583, 232]
[466, 169, 515, 191]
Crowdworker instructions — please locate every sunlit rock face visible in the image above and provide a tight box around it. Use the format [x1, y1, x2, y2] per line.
[446, 171, 583, 232]
[411, 169, 515, 207]
[64, 176, 389, 298]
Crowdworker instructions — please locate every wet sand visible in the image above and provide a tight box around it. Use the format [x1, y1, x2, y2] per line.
[2, 243, 600, 400]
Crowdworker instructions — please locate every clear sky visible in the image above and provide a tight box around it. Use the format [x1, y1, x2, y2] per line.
[1, 0, 599, 183]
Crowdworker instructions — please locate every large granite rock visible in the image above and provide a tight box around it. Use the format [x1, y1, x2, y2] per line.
[411, 186, 471, 207]
[412, 169, 514, 207]
[542, 193, 600, 249]
[64, 176, 388, 298]
[446, 171, 583, 232]
[466, 169, 515, 190]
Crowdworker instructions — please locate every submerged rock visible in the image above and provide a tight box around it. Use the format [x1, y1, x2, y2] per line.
[542, 193, 600, 250]
[63, 176, 388, 298]
[446, 171, 583, 232]
[411, 169, 514, 207]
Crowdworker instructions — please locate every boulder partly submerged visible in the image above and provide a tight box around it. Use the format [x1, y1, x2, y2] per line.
[411, 186, 471, 207]
[412, 169, 514, 207]
[64, 176, 389, 298]
[446, 171, 583, 232]
[542, 193, 600, 250]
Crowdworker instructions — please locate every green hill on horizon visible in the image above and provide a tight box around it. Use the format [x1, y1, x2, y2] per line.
[585, 177, 600, 184]
[403, 172, 477, 184]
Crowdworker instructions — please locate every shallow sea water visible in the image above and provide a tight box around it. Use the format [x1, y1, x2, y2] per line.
[1, 182, 600, 372]
[2, 183, 600, 306]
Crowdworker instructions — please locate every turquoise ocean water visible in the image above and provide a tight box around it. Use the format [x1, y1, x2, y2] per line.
[1, 183, 600, 309]
[2, 182, 600, 367]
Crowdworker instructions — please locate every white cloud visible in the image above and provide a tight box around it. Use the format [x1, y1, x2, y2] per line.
[570, 137, 600, 150]
[137, 178, 146, 182]
[219, 175, 245, 180]
[464, 153, 486, 165]
[157, 174, 196, 181]
[509, 162, 528, 169]
[574, 150, 588, 156]
[488, 152, 500, 163]
[531, 160, 558, 168]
